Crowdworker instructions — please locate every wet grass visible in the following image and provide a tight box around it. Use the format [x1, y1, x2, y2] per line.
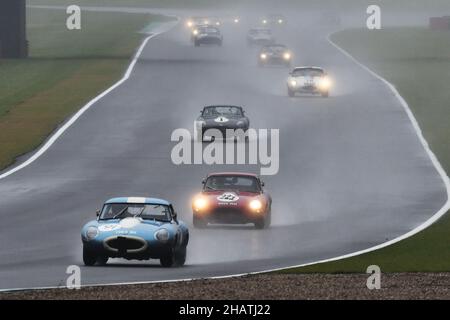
[0, 8, 169, 170]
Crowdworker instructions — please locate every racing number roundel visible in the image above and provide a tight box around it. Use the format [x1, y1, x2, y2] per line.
[217, 192, 239, 202]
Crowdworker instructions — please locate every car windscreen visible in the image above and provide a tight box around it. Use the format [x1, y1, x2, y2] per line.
[204, 175, 260, 193]
[258, 29, 271, 35]
[264, 45, 286, 52]
[200, 27, 219, 34]
[292, 68, 324, 77]
[202, 106, 243, 118]
[100, 203, 171, 221]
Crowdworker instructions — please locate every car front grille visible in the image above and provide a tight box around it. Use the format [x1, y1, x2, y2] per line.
[104, 236, 148, 253]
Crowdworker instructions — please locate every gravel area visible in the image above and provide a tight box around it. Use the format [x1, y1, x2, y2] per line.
[1, 273, 449, 300]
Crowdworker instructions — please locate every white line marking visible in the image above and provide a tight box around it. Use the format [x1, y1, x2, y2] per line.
[1, 29, 449, 293]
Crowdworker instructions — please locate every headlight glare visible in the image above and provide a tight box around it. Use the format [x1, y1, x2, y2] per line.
[260, 53, 267, 60]
[283, 52, 291, 60]
[249, 199, 263, 211]
[319, 76, 332, 90]
[289, 79, 297, 87]
[193, 197, 208, 211]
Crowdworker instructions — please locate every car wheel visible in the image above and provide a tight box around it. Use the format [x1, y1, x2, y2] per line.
[160, 250, 175, 267]
[83, 246, 97, 266]
[254, 219, 267, 230]
[288, 88, 295, 97]
[97, 256, 108, 266]
[193, 216, 207, 228]
[174, 246, 187, 267]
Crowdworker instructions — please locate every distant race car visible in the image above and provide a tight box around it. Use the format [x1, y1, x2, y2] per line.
[205, 16, 222, 26]
[186, 16, 209, 29]
[287, 67, 332, 97]
[192, 172, 272, 229]
[262, 14, 286, 26]
[247, 28, 275, 46]
[193, 25, 223, 46]
[258, 44, 292, 67]
[81, 197, 189, 267]
[196, 105, 250, 141]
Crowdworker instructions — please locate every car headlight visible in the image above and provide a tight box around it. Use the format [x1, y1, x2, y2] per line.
[216, 21, 221, 26]
[249, 199, 263, 211]
[278, 19, 284, 24]
[262, 19, 267, 24]
[86, 226, 98, 241]
[318, 76, 332, 90]
[193, 197, 208, 211]
[193, 29, 199, 35]
[283, 52, 291, 60]
[187, 21, 193, 28]
[260, 53, 267, 60]
[234, 18, 240, 23]
[289, 79, 297, 87]
[155, 229, 170, 242]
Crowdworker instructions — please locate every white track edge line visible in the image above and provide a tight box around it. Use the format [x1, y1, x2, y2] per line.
[1, 29, 449, 293]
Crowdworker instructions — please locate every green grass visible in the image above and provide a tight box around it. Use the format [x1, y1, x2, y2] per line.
[0, 8, 170, 170]
[282, 27, 450, 273]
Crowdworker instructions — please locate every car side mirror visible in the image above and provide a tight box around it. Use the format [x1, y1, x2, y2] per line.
[96, 210, 100, 217]
[173, 211, 179, 224]
[202, 179, 206, 184]
[261, 181, 265, 187]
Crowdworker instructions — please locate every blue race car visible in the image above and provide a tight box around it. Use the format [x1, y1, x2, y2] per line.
[81, 197, 189, 267]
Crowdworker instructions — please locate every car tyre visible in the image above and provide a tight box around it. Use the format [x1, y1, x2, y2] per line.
[288, 88, 295, 97]
[97, 256, 109, 266]
[174, 246, 187, 267]
[83, 246, 97, 266]
[254, 218, 267, 230]
[160, 251, 175, 267]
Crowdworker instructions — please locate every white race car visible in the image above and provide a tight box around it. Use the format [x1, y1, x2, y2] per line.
[193, 26, 223, 47]
[247, 28, 275, 46]
[287, 67, 332, 97]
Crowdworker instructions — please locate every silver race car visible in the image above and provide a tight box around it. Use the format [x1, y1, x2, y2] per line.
[261, 14, 286, 26]
[196, 105, 250, 141]
[287, 67, 332, 97]
[258, 44, 292, 67]
[193, 25, 223, 46]
[247, 28, 275, 46]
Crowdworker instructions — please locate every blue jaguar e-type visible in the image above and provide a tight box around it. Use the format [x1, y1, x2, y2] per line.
[81, 197, 189, 267]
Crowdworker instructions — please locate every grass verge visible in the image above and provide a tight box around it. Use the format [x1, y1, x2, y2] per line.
[282, 27, 450, 273]
[0, 8, 170, 170]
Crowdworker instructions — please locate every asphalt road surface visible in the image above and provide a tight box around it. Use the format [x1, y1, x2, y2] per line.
[0, 9, 447, 290]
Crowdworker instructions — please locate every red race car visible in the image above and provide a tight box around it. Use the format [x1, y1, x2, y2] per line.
[192, 172, 272, 229]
